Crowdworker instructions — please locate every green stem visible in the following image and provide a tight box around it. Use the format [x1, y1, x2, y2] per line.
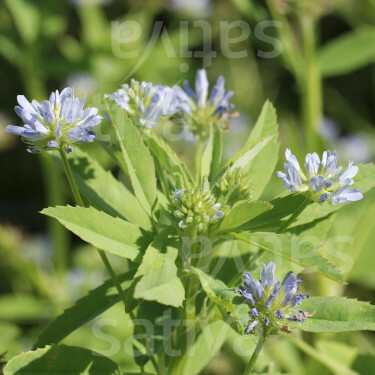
[243, 335, 265, 375]
[59, 149, 128, 306]
[194, 138, 204, 183]
[59, 149, 84, 206]
[276, 195, 311, 234]
[299, 15, 322, 151]
[59, 149, 159, 374]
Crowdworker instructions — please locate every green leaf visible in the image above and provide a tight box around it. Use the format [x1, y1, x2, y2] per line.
[234, 232, 345, 283]
[192, 267, 242, 332]
[42, 206, 149, 261]
[218, 200, 273, 233]
[34, 272, 133, 348]
[291, 297, 375, 332]
[227, 101, 279, 199]
[51, 149, 152, 231]
[106, 102, 157, 216]
[201, 123, 222, 181]
[134, 232, 185, 307]
[4, 344, 120, 375]
[318, 28, 375, 77]
[143, 130, 194, 187]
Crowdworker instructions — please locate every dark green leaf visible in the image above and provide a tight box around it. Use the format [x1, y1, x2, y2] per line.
[34, 272, 133, 348]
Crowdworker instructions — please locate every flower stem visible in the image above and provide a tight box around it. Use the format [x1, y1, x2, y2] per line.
[194, 138, 204, 183]
[276, 195, 311, 234]
[58, 149, 127, 307]
[243, 335, 265, 375]
[59, 149, 159, 373]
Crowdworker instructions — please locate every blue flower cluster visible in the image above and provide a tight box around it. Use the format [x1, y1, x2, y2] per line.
[173, 69, 235, 137]
[277, 149, 363, 205]
[106, 69, 235, 137]
[106, 79, 179, 128]
[6, 88, 103, 153]
[237, 262, 311, 334]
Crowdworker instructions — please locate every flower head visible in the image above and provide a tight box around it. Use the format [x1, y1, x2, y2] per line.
[6, 88, 103, 153]
[173, 69, 236, 138]
[171, 186, 224, 232]
[106, 79, 179, 128]
[237, 262, 312, 334]
[276, 149, 363, 205]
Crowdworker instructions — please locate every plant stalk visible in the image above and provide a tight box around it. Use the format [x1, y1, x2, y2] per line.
[276, 195, 311, 234]
[243, 335, 265, 375]
[58, 149, 128, 307]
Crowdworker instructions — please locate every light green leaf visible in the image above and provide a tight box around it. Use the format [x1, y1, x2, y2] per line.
[234, 232, 344, 283]
[42, 206, 149, 261]
[318, 28, 375, 77]
[290, 297, 375, 332]
[218, 200, 272, 233]
[51, 149, 152, 231]
[143, 130, 194, 187]
[4, 345, 120, 375]
[34, 272, 133, 348]
[227, 101, 279, 199]
[106, 102, 157, 216]
[201, 123, 222, 181]
[134, 232, 184, 307]
[134, 261, 185, 307]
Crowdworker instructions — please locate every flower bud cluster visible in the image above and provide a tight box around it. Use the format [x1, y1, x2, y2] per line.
[171, 187, 224, 232]
[216, 168, 252, 205]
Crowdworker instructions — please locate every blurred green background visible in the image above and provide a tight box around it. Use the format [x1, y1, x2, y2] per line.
[1, 0, 375, 374]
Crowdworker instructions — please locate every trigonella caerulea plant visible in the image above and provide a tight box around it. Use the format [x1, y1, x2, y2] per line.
[277, 149, 363, 205]
[6, 88, 103, 153]
[173, 69, 236, 138]
[106, 79, 179, 128]
[237, 262, 312, 335]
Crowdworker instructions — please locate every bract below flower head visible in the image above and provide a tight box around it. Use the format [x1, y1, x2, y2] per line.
[106, 79, 179, 128]
[171, 184, 224, 233]
[6, 88, 103, 153]
[237, 262, 312, 335]
[173, 69, 236, 138]
[276, 149, 363, 205]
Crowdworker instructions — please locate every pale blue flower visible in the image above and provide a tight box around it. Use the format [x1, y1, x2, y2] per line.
[6, 88, 102, 153]
[237, 262, 310, 334]
[106, 79, 179, 128]
[277, 149, 363, 205]
[173, 69, 236, 137]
